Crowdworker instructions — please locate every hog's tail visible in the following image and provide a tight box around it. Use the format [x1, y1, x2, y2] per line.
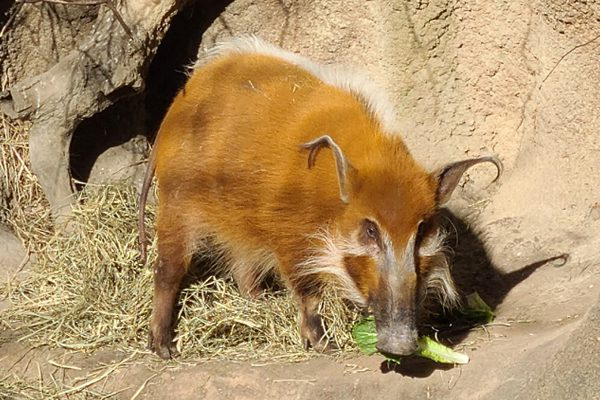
[138, 144, 157, 266]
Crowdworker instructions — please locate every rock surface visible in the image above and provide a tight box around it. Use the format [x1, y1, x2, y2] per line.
[0, 225, 26, 279]
[0, 0, 184, 221]
[0, 225, 28, 311]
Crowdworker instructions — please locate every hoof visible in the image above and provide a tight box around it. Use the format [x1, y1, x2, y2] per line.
[301, 331, 337, 353]
[148, 330, 177, 360]
[312, 338, 338, 354]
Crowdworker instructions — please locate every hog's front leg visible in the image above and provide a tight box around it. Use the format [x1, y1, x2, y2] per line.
[296, 293, 334, 352]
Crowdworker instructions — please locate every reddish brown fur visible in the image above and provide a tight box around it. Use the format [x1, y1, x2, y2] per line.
[139, 41, 502, 359]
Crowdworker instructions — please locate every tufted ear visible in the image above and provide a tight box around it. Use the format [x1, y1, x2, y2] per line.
[301, 135, 354, 204]
[435, 156, 503, 205]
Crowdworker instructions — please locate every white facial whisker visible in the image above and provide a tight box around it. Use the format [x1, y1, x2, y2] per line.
[418, 228, 460, 310]
[297, 227, 368, 306]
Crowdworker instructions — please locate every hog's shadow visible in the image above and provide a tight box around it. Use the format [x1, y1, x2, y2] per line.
[174, 211, 566, 377]
[384, 209, 568, 377]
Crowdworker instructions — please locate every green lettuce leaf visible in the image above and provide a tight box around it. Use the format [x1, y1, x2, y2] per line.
[462, 292, 494, 324]
[415, 336, 469, 364]
[351, 316, 378, 355]
[351, 317, 469, 365]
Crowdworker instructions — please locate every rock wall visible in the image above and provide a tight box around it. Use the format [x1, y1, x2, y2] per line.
[0, 0, 188, 221]
[2, 0, 598, 292]
[199, 0, 600, 270]
[4, 1, 598, 267]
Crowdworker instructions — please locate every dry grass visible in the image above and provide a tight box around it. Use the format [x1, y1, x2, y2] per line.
[0, 374, 63, 400]
[0, 355, 137, 400]
[0, 373, 106, 400]
[0, 113, 360, 362]
[0, 116, 53, 250]
[0, 112, 361, 397]
[1, 182, 359, 360]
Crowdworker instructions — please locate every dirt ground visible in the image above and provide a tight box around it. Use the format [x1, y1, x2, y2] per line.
[1, 236, 599, 399]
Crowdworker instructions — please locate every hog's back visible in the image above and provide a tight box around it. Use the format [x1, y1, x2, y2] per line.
[153, 53, 377, 252]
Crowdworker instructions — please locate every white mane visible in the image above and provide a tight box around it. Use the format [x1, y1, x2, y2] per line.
[193, 36, 401, 134]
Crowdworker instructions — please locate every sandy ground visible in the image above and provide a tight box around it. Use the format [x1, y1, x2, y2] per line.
[2, 238, 598, 399]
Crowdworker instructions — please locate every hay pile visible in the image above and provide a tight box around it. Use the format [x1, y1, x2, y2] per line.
[0, 116, 359, 363]
[0, 116, 52, 251]
[1, 184, 359, 361]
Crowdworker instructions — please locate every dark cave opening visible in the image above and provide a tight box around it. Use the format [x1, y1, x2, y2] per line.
[69, 0, 232, 186]
[143, 1, 234, 138]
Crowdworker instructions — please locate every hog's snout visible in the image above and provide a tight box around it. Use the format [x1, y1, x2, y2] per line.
[376, 329, 418, 356]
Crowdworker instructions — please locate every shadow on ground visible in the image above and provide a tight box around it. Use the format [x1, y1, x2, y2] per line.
[387, 209, 568, 378]
[161, 209, 568, 377]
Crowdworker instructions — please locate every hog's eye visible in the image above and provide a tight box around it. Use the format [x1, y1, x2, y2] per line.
[416, 220, 426, 239]
[363, 219, 380, 242]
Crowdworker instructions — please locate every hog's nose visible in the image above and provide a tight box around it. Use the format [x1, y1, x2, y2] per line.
[376, 332, 418, 356]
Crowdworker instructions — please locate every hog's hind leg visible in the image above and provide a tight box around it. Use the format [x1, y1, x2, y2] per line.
[149, 230, 192, 360]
